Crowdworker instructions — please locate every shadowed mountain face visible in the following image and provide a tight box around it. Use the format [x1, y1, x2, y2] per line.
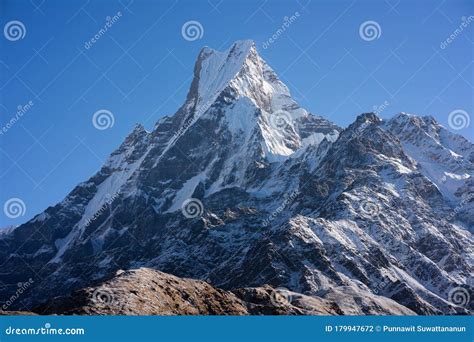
[0, 40, 472, 315]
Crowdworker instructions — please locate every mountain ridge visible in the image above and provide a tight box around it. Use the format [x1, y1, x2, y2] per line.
[32, 267, 415, 316]
[0, 40, 472, 315]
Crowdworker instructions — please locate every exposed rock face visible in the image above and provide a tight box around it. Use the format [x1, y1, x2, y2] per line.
[233, 285, 415, 315]
[0, 40, 472, 315]
[383, 113, 474, 229]
[35, 268, 248, 315]
[0, 310, 36, 315]
[33, 268, 413, 316]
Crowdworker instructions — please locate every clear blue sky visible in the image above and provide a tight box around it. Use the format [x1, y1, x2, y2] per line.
[1, 0, 472, 227]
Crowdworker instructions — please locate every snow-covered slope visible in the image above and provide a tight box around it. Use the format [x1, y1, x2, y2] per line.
[0, 40, 472, 315]
[384, 113, 473, 228]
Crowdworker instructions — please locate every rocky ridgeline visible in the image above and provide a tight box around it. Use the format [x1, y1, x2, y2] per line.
[0, 40, 472, 315]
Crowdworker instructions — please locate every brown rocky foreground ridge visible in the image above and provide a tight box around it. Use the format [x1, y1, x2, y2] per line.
[19, 268, 415, 315]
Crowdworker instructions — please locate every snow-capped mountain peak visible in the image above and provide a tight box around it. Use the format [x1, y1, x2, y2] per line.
[189, 40, 256, 111]
[382, 113, 473, 228]
[189, 39, 304, 123]
[0, 41, 472, 316]
[179, 40, 340, 164]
